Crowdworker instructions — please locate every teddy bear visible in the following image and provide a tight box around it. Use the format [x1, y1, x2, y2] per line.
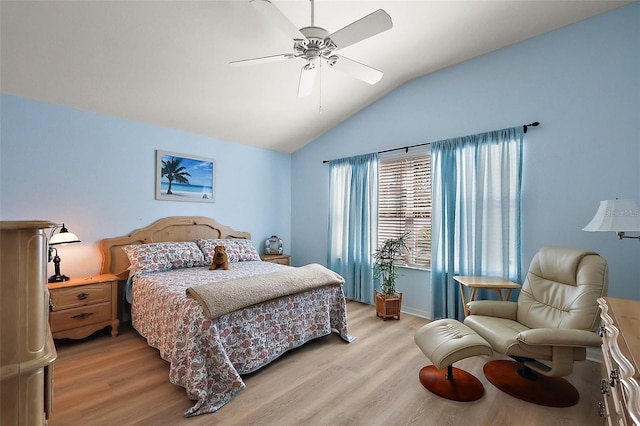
[209, 245, 229, 270]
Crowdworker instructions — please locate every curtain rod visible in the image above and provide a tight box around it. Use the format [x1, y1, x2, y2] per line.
[322, 121, 540, 164]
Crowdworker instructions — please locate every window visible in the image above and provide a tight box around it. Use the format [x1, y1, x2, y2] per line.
[378, 149, 431, 267]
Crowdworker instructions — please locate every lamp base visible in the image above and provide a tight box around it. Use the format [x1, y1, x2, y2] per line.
[48, 274, 70, 283]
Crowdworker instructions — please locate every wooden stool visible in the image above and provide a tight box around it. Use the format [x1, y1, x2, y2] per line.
[414, 318, 492, 401]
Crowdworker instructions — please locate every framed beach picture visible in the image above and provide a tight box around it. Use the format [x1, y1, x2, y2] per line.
[155, 150, 215, 202]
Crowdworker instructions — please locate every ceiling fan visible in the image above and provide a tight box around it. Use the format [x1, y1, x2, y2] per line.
[231, 0, 393, 97]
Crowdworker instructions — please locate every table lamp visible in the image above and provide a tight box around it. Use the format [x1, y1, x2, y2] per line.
[48, 223, 81, 282]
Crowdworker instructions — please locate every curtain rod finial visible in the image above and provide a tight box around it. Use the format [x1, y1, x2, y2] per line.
[523, 121, 540, 133]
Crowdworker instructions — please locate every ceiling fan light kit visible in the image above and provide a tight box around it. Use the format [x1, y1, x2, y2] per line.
[232, 0, 393, 97]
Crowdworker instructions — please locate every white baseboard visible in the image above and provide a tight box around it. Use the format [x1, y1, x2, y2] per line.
[401, 306, 431, 320]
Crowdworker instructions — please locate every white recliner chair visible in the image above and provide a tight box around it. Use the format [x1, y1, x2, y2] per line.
[464, 246, 608, 406]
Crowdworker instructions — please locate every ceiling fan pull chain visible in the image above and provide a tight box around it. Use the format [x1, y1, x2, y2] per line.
[318, 59, 322, 114]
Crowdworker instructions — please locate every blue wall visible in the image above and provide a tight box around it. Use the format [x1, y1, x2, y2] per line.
[2, 4, 638, 317]
[291, 3, 640, 317]
[0, 95, 291, 278]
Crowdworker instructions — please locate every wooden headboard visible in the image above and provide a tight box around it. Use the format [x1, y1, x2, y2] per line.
[99, 216, 252, 279]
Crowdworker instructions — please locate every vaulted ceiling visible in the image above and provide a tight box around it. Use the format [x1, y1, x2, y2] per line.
[1, 1, 631, 153]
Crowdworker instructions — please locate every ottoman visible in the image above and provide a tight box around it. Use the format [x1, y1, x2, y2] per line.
[414, 318, 492, 401]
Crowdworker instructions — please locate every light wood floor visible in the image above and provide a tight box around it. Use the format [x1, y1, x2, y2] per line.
[49, 301, 603, 426]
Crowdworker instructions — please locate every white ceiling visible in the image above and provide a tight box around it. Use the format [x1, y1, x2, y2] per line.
[1, 1, 631, 153]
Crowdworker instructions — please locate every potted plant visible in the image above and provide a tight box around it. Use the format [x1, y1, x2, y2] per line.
[373, 233, 409, 320]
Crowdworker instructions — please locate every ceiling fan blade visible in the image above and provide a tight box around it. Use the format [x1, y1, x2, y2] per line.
[329, 9, 392, 51]
[328, 55, 383, 85]
[298, 63, 318, 97]
[230, 53, 294, 66]
[251, 0, 307, 41]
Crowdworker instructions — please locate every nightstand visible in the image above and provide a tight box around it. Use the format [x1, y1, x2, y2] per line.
[260, 254, 291, 266]
[47, 273, 120, 339]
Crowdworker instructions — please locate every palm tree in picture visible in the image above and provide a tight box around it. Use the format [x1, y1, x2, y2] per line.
[161, 157, 191, 195]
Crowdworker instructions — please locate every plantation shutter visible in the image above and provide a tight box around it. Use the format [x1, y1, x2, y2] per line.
[378, 150, 432, 267]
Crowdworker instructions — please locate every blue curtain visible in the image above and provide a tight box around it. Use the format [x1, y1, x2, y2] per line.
[431, 127, 523, 321]
[327, 153, 379, 304]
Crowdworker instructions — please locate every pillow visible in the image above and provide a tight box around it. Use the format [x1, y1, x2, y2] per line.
[195, 238, 261, 264]
[122, 241, 205, 273]
[195, 239, 241, 264]
[234, 239, 261, 262]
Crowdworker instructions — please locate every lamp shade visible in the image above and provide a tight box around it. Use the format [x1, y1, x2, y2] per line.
[49, 224, 81, 245]
[583, 199, 640, 232]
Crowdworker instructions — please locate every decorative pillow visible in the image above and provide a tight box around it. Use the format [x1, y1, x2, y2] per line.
[195, 238, 260, 264]
[195, 239, 240, 264]
[122, 241, 205, 273]
[234, 239, 261, 262]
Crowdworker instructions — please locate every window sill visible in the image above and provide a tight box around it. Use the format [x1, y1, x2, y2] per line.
[397, 264, 431, 273]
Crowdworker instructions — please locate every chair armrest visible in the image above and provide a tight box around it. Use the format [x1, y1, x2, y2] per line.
[517, 328, 602, 348]
[467, 300, 517, 320]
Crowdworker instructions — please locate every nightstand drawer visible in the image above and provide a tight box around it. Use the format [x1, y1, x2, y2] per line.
[50, 301, 111, 332]
[50, 282, 111, 311]
[261, 254, 291, 265]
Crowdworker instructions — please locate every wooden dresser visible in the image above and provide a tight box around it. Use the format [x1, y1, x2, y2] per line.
[1, 221, 57, 425]
[598, 297, 640, 425]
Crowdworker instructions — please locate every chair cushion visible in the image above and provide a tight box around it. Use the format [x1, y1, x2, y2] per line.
[415, 319, 492, 370]
[517, 247, 608, 331]
[535, 246, 593, 285]
[463, 315, 546, 358]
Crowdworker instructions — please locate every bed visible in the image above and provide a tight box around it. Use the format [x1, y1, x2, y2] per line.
[99, 216, 354, 417]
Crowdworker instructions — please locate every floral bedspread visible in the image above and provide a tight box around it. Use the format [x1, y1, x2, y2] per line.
[130, 261, 354, 417]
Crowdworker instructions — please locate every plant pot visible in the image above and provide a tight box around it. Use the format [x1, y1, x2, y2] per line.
[375, 290, 403, 321]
